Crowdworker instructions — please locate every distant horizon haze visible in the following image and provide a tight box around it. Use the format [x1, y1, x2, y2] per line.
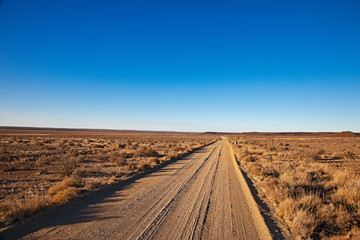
[0, 126, 359, 135]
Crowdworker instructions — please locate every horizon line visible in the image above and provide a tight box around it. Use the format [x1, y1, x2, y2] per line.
[0, 126, 359, 135]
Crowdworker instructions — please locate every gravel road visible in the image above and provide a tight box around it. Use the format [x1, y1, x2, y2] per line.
[3, 140, 267, 240]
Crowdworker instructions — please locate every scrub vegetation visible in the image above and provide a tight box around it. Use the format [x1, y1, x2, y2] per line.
[0, 131, 215, 228]
[229, 134, 360, 239]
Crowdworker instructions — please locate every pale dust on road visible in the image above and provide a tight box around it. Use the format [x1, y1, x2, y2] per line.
[4, 140, 265, 240]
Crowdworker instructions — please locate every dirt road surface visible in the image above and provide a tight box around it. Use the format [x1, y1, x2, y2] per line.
[2, 140, 270, 240]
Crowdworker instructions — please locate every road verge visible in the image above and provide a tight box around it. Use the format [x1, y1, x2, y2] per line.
[0, 141, 217, 238]
[227, 141, 273, 240]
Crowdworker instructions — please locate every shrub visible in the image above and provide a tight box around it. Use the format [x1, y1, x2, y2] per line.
[242, 155, 257, 164]
[48, 176, 82, 195]
[331, 169, 353, 186]
[110, 153, 127, 166]
[48, 176, 82, 204]
[0, 196, 48, 224]
[246, 162, 262, 175]
[136, 147, 159, 157]
[84, 178, 104, 190]
[126, 163, 137, 171]
[137, 161, 150, 171]
[52, 187, 79, 204]
[332, 184, 360, 207]
[147, 157, 159, 167]
[59, 155, 78, 177]
[165, 153, 177, 160]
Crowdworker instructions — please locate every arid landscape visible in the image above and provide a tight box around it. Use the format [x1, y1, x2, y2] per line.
[0, 129, 216, 229]
[0, 129, 359, 239]
[1, 1, 359, 239]
[229, 133, 360, 239]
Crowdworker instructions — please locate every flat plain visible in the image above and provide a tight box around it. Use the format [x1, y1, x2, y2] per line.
[1, 140, 271, 239]
[229, 133, 360, 239]
[0, 130, 275, 240]
[0, 129, 215, 230]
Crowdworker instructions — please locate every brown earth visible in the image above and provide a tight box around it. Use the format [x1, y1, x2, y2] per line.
[1, 140, 276, 240]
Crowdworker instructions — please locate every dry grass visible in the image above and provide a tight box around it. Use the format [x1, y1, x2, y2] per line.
[47, 176, 83, 204]
[0, 132, 215, 226]
[229, 135, 360, 239]
[59, 155, 78, 177]
[51, 187, 79, 204]
[0, 196, 48, 225]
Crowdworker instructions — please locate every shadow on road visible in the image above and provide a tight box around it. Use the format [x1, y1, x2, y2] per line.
[0, 142, 217, 239]
[235, 161, 286, 240]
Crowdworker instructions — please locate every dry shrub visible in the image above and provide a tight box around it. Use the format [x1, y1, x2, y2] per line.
[48, 177, 81, 195]
[105, 166, 126, 177]
[242, 155, 257, 164]
[165, 153, 177, 160]
[107, 176, 117, 184]
[332, 184, 360, 207]
[331, 172, 360, 209]
[331, 170, 352, 186]
[0, 196, 48, 224]
[84, 178, 104, 190]
[147, 157, 159, 167]
[277, 194, 322, 238]
[59, 155, 78, 176]
[246, 162, 262, 175]
[277, 198, 296, 220]
[136, 147, 159, 157]
[126, 163, 137, 172]
[331, 166, 358, 181]
[110, 153, 127, 166]
[87, 164, 102, 174]
[317, 149, 326, 155]
[296, 194, 323, 213]
[291, 209, 317, 238]
[52, 187, 79, 204]
[137, 160, 150, 171]
[48, 176, 82, 204]
[261, 165, 280, 178]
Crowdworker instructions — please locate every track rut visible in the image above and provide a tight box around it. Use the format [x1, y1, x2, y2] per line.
[2, 140, 265, 240]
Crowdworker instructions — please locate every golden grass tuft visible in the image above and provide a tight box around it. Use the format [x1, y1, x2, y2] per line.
[0, 196, 48, 225]
[332, 183, 360, 207]
[48, 176, 83, 204]
[51, 187, 79, 204]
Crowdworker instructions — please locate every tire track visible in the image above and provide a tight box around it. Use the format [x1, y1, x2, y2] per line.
[2, 140, 269, 240]
[135, 143, 222, 240]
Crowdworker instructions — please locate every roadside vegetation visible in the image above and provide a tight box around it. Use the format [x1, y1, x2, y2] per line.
[0, 133, 216, 228]
[229, 135, 360, 239]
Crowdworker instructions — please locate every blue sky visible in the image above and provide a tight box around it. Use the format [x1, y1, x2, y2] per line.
[1, 0, 359, 132]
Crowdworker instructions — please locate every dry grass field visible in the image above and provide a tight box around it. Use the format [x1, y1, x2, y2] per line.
[0, 130, 215, 229]
[229, 134, 360, 239]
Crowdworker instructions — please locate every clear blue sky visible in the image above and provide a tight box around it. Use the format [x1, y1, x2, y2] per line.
[1, 0, 359, 132]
